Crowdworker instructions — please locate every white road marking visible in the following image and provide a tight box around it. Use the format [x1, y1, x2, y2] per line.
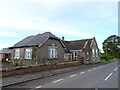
[35, 86, 42, 88]
[114, 67, 118, 71]
[88, 69, 91, 71]
[69, 74, 77, 77]
[80, 72, 85, 74]
[53, 78, 63, 83]
[105, 72, 113, 81]
[93, 68, 96, 70]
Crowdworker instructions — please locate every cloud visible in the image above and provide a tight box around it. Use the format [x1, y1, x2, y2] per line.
[0, 9, 93, 39]
[39, 26, 93, 38]
[0, 44, 13, 50]
[0, 31, 18, 37]
[0, 16, 93, 38]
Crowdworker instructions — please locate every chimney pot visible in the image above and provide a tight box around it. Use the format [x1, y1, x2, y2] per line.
[62, 37, 64, 41]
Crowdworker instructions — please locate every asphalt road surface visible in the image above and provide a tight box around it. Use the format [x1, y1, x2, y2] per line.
[4, 60, 120, 89]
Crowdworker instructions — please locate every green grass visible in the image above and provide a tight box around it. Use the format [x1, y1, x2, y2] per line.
[100, 58, 119, 63]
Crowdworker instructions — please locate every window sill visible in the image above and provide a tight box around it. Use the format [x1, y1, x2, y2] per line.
[14, 58, 20, 60]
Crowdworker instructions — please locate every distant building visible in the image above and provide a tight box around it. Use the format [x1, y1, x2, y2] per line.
[0, 48, 11, 62]
[63, 37, 100, 64]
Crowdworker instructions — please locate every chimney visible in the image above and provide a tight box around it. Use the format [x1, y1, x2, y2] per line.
[62, 36, 64, 41]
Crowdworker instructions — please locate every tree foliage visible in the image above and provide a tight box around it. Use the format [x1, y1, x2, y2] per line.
[102, 35, 120, 58]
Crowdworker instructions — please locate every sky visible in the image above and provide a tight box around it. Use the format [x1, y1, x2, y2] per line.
[0, 0, 118, 52]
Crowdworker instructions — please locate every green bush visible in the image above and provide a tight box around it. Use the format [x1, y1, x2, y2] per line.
[100, 53, 113, 61]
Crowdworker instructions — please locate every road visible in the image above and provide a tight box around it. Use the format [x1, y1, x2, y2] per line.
[4, 60, 119, 89]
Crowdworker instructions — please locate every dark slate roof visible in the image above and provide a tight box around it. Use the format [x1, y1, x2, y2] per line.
[0, 48, 10, 54]
[64, 38, 93, 53]
[11, 32, 61, 48]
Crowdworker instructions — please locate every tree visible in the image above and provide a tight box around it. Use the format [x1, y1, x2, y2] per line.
[102, 35, 120, 58]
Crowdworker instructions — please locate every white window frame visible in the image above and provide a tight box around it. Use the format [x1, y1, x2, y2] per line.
[92, 49, 95, 57]
[14, 49, 20, 59]
[86, 58, 89, 61]
[48, 48, 57, 59]
[87, 51, 89, 54]
[73, 52, 77, 60]
[24, 48, 32, 59]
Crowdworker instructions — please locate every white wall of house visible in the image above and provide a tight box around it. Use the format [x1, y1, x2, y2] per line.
[90, 38, 100, 63]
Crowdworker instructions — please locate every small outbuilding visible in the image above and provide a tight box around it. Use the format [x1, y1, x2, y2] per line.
[63, 37, 100, 64]
[0, 48, 11, 62]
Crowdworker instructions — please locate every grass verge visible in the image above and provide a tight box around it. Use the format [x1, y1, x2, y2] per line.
[100, 58, 119, 63]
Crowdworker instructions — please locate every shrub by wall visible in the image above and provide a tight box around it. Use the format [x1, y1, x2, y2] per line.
[1, 61, 81, 77]
[100, 53, 113, 61]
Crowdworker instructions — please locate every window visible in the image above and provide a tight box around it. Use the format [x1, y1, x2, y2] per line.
[87, 52, 89, 54]
[73, 52, 77, 60]
[92, 49, 95, 57]
[86, 58, 89, 61]
[24, 48, 32, 59]
[96, 49, 98, 57]
[14, 49, 20, 59]
[48, 48, 57, 58]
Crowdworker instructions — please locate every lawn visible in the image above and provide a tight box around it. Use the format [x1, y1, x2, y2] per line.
[100, 58, 119, 63]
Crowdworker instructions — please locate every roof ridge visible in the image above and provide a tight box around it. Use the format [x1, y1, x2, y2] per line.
[11, 32, 61, 48]
[25, 35, 34, 38]
[35, 32, 51, 37]
[65, 38, 93, 42]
